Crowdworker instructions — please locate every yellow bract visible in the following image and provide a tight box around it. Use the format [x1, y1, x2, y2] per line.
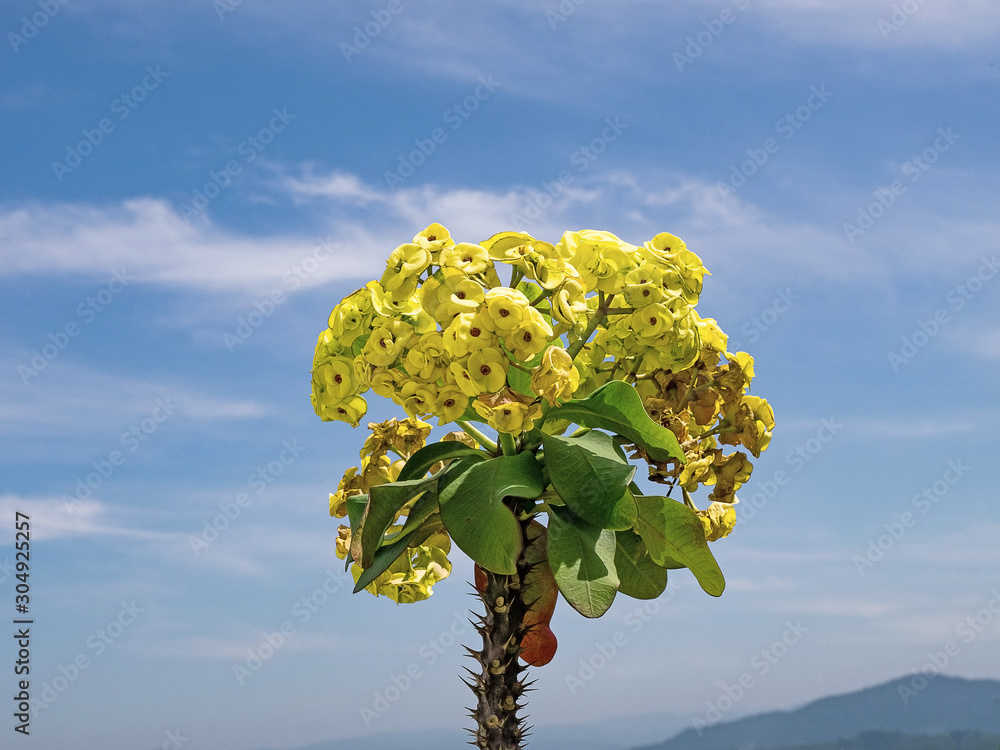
[697, 502, 737, 542]
[530, 346, 580, 406]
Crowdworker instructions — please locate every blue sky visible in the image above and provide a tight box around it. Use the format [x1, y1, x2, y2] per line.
[2, 1, 999, 748]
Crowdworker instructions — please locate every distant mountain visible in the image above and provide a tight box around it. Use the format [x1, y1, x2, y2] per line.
[262, 675, 1000, 750]
[779, 730, 1000, 750]
[640, 674, 1000, 750]
[260, 709, 689, 750]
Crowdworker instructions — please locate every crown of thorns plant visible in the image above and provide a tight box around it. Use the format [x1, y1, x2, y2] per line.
[311, 224, 773, 749]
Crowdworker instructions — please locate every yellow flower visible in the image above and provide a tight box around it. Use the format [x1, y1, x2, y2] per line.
[314, 356, 361, 400]
[696, 314, 728, 354]
[412, 223, 455, 256]
[314, 393, 368, 427]
[630, 303, 674, 342]
[468, 348, 510, 394]
[421, 268, 485, 324]
[369, 367, 407, 400]
[679, 455, 714, 491]
[709, 451, 753, 503]
[399, 380, 439, 419]
[530, 346, 580, 406]
[473, 400, 542, 434]
[640, 232, 709, 303]
[728, 351, 756, 385]
[623, 266, 665, 308]
[329, 466, 362, 517]
[327, 287, 374, 349]
[526, 254, 574, 290]
[362, 320, 414, 367]
[697, 502, 737, 542]
[507, 306, 553, 361]
[481, 231, 556, 267]
[435, 386, 471, 425]
[442, 311, 496, 359]
[404, 332, 448, 382]
[482, 287, 530, 331]
[367, 281, 422, 318]
[639, 231, 687, 266]
[380, 243, 432, 301]
[439, 242, 491, 275]
[551, 278, 589, 327]
[355, 530, 452, 603]
[735, 395, 774, 457]
[447, 359, 482, 398]
[335, 525, 352, 559]
[558, 229, 637, 294]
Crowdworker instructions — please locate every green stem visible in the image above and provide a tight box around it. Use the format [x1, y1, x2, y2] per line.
[509, 266, 524, 289]
[507, 359, 533, 373]
[682, 488, 699, 511]
[457, 420, 499, 455]
[529, 288, 554, 308]
[623, 356, 643, 385]
[499, 432, 518, 457]
[566, 293, 615, 362]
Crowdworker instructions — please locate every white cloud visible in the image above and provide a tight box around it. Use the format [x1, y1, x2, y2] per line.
[0, 198, 372, 293]
[2, 168, 996, 307]
[0, 495, 177, 543]
[0, 356, 268, 438]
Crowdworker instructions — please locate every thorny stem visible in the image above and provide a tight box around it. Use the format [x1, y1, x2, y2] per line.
[466, 515, 534, 750]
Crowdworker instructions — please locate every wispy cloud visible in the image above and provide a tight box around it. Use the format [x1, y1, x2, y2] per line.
[0, 495, 177, 542]
[0, 356, 268, 438]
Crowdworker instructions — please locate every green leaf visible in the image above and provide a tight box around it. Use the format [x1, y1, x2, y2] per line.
[353, 474, 438, 568]
[634, 496, 725, 596]
[544, 380, 685, 463]
[541, 431, 637, 530]
[351, 333, 369, 358]
[396, 441, 488, 483]
[546, 507, 619, 618]
[346, 494, 368, 533]
[383, 492, 439, 544]
[614, 529, 668, 600]
[438, 451, 544, 574]
[352, 523, 437, 594]
[516, 280, 543, 302]
[507, 363, 536, 398]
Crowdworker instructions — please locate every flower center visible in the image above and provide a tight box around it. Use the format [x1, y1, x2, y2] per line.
[480, 365, 491, 375]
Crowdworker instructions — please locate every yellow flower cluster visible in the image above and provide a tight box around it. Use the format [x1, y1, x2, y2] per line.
[332, 418, 455, 602]
[311, 225, 715, 435]
[315, 224, 774, 554]
[635, 318, 775, 511]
